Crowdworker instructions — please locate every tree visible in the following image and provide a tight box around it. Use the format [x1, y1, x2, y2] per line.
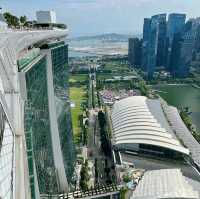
[3, 12, 19, 27]
[79, 160, 89, 191]
[98, 111, 111, 157]
[20, 15, 27, 25]
[98, 111, 106, 128]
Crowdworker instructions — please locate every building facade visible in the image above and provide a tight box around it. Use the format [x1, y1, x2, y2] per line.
[18, 41, 76, 198]
[167, 13, 186, 42]
[156, 19, 167, 67]
[128, 38, 142, 67]
[0, 104, 14, 199]
[142, 18, 151, 70]
[0, 29, 71, 199]
[36, 11, 57, 24]
[147, 14, 166, 78]
[168, 33, 182, 76]
[167, 13, 186, 72]
[141, 13, 192, 78]
[111, 96, 189, 159]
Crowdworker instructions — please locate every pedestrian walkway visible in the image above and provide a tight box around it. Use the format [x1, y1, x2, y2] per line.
[58, 184, 120, 199]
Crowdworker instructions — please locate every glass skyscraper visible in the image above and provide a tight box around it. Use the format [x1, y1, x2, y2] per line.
[19, 41, 76, 198]
[50, 43, 76, 186]
[167, 13, 186, 72]
[142, 18, 151, 70]
[142, 13, 188, 78]
[147, 14, 166, 78]
[128, 38, 142, 67]
[167, 13, 186, 42]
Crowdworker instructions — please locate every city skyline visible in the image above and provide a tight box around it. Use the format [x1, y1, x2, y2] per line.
[1, 1, 200, 198]
[1, 0, 200, 37]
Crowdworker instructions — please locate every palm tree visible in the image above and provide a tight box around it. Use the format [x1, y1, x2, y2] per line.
[3, 12, 19, 27]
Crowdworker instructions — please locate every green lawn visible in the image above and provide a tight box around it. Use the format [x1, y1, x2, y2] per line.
[69, 74, 88, 83]
[70, 86, 87, 143]
[103, 61, 130, 71]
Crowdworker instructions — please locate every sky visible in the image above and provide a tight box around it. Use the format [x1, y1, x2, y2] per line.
[1, 0, 200, 37]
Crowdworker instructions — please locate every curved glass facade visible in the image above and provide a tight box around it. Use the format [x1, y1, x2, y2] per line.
[25, 56, 59, 195]
[23, 42, 76, 197]
[51, 44, 76, 185]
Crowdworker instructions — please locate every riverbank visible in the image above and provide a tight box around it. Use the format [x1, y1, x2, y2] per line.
[153, 84, 200, 133]
[192, 84, 200, 89]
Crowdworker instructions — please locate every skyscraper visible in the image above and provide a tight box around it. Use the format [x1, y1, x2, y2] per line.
[142, 18, 151, 70]
[167, 13, 186, 42]
[128, 38, 142, 67]
[0, 24, 74, 198]
[147, 14, 166, 78]
[169, 32, 182, 76]
[167, 13, 186, 71]
[156, 19, 167, 67]
[36, 10, 57, 24]
[20, 41, 76, 198]
[143, 18, 151, 42]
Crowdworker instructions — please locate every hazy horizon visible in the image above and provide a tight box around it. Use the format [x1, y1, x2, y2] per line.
[1, 0, 200, 37]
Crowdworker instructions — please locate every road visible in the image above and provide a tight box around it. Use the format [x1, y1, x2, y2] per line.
[121, 152, 200, 182]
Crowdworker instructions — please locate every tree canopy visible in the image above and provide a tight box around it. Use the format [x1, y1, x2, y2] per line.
[3, 12, 28, 27]
[20, 15, 27, 25]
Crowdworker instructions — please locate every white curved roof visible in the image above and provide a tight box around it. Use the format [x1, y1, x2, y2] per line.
[111, 96, 189, 155]
[163, 104, 200, 167]
[131, 169, 199, 199]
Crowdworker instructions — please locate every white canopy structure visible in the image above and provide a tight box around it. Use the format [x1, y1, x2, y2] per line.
[131, 169, 199, 199]
[111, 96, 189, 156]
[163, 104, 200, 167]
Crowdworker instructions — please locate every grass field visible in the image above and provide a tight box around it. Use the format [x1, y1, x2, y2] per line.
[69, 86, 87, 143]
[69, 74, 88, 83]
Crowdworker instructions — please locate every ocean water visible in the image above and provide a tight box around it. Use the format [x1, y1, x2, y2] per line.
[66, 39, 128, 57]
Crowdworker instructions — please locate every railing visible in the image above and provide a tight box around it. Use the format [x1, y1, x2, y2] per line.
[59, 184, 120, 199]
[40, 184, 120, 199]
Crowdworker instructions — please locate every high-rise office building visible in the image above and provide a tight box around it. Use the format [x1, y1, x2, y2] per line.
[167, 14, 186, 42]
[143, 18, 151, 42]
[142, 18, 151, 70]
[147, 14, 166, 78]
[167, 13, 186, 70]
[36, 10, 57, 24]
[128, 38, 142, 67]
[169, 33, 182, 76]
[156, 19, 167, 67]
[194, 25, 200, 56]
[177, 22, 195, 77]
[170, 18, 200, 77]
[142, 13, 189, 77]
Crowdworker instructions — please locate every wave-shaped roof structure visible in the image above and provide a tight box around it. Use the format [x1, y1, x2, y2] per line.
[131, 169, 199, 199]
[111, 96, 189, 155]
